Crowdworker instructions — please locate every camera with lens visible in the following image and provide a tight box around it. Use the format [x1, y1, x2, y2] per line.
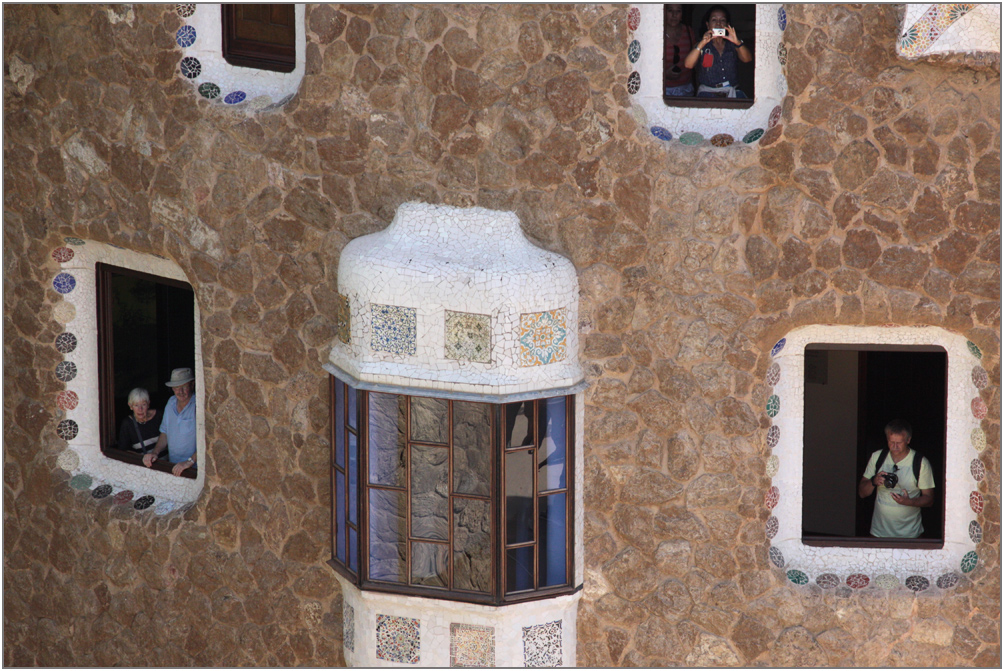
[883, 471, 898, 488]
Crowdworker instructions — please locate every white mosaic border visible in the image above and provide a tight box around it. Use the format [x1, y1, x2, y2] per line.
[898, 4, 1001, 58]
[51, 239, 205, 507]
[629, 4, 787, 141]
[767, 325, 986, 587]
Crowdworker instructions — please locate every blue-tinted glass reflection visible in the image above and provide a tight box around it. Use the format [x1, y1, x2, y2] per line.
[348, 432, 358, 525]
[539, 492, 567, 587]
[347, 384, 358, 429]
[335, 379, 345, 468]
[348, 527, 358, 573]
[507, 546, 534, 593]
[506, 450, 535, 544]
[537, 396, 566, 492]
[335, 470, 346, 563]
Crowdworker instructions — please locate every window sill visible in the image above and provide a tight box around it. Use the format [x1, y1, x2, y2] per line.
[801, 535, 944, 550]
[101, 446, 197, 480]
[663, 96, 755, 109]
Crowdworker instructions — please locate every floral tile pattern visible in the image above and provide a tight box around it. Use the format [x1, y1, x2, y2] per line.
[445, 311, 491, 363]
[372, 304, 417, 356]
[899, 4, 977, 57]
[815, 573, 840, 589]
[51, 247, 74, 263]
[53, 272, 76, 294]
[55, 332, 77, 354]
[518, 309, 567, 367]
[905, 575, 930, 592]
[344, 603, 355, 652]
[451, 623, 495, 667]
[336, 293, 351, 344]
[523, 620, 562, 668]
[376, 614, 420, 664]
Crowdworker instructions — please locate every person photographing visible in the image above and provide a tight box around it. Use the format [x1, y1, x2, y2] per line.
[684, 5, 753, 98]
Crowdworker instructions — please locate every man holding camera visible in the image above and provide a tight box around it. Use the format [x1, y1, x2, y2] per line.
[858, 420, 935, 538]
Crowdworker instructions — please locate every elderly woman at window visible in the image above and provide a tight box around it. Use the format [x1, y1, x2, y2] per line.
[684, 5, 753, 98]
[118, 387, 160, 454]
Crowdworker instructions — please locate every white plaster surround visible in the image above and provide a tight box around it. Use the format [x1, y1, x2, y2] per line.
[630, 4, 787, 140]
[767, 325, 985, 585]
[898, 4, 1001, 58]
[51, 239, 205, 509]
[329, 202, 584, 399]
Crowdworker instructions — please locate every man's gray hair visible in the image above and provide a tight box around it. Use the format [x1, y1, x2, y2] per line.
[884, 418, 912, 439]
[127, 387, 150, 405]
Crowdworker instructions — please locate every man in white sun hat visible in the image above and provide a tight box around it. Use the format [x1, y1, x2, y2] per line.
[143, 367, 198, 476]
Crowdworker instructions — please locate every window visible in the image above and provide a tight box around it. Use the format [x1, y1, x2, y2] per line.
[330, 375, 574, 604]
[801, 344, 946, 548]
[222, 4, 296, 73]
[97, 263, 196, 479]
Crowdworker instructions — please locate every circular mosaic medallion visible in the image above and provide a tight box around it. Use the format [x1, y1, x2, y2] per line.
[56, 390, 78, 411]
[177, 3, 195, 18]
[815, 573, 840, 589]
[765, 486, 780, 509]
[767, 425, 780, 449]
[224, 90, 247, 105]
[56, 419, 78, 441]
[198, 82, 221, 99]
[787, 569, 808, 585]
[53, 272, 76, 294]
[176, 25, 197, 48]
[679, 131, 704, 145]
[710, 133, 734, 148]
[179, 56, 201, 79]
[970, 458, 985, 482]
[960, 551, 978, 573]
[771, 337, 786, 356]
[971, 366, 988, 389]
[766, 395, 780, 418]
[57, 449, 80, 471]
[778, 7, 787, 31]
[846, 573, 870, 589]
[134, 495, 156, 510]
[69, 473, 93, 490]
[766, 362, 780, 386]
[627, 7, 641, 31]
[766, 516, 779, 539]
[113, 490, 134, 505]
[966, 340, 982, 359]
[53, 302, 76, 324]
[651, 126, 673, 142]
[628, 39, 641, 63]
[63, 236, 85, 246]
[777, 42, 788, 66]
[968, 520, 982, 544]
[874, 574, 899, 590]
[969, 491, 983, 514]
[630, 103, 648, 127]
[769, 546, 785, 568]
[54, 332, 78, 354]
[626, 71, 641, 95]
[971, 427, 986, 452]
[766, 454, 779, 478]
[936, 572, 959, 589]
[971, 397, 987, 420]
[743, 128, 765, 144]
[92, 484, 113, 499]
[768, 105, 782, 129]
[55, 361, 77, 382]
[51, 247, 74, 263]
[905, 575, 930, 592]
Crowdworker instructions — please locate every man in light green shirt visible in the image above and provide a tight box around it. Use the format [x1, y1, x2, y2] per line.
[857, 420, 935, 538]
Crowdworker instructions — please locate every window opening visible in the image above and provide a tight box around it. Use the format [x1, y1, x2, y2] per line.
[222, 4, 296, 73]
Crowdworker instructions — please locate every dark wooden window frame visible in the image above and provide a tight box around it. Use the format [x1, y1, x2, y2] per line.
[329, 377, 577, 606]
[221, 4, 296, 73]
[96, 263, 197, 480]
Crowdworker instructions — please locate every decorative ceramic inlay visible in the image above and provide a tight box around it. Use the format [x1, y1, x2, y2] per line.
[777, 7, 787, 30]
[53, 302, 76, 324]
[650, 126, 673, 142]
[971, 427, 986, 452]
[445, 311, 492, 364]
[777, 42, 788, 65]
[53, 272, 76, 294]
[344, 603, 355, 652]
[627, 7, 641, 31]
[54, 332, 77, 354]
[971, 397, 987, 419]
[971, 366, 988, 389]
[69, 474, 92, 489]
[223, 90, 247, 105]
[451, 623, 495, 668]
[371, 304, 417, 356]
[769, 546, 785, 568]
[766, 394, 780, 417]
[336, 293, 351, 344]
[179, 56, 201, 78]
[846, 573, 870, 589]
[898, 4, 998, 58]
[768, 105, 782, 129]
[626, 71, 641, 94]
[766, 516, 779, 539]
[815, 573, 840, 589]
[57, 449, 80, 471]
[678, 131, 703, 146]
[970, 491, 983, 513]
[52, 247, 74, 263]
[970, 458, 985, 481]
[765, 486, 780, 509]
[710, 133, 735, 147]
[134, 495, 155, 510]
[968, 520, 982, 544]
[56, 419, 78, 441]
[966, 340, 982, 359]
[92, 484, 113, 499]
[874, 574, 900, 590]
[766, 363, 781, 386]
[375, 614, 420, 664]
[936, 573, 959, 589]
[905, 575, 930, 592]
[518, 309, 567, 367]
[771, 338, 786, 356]
[787, 569, 808, 585]
[627, 39, 641, 63]
[743, 128, 765, 144]
[177, 3, 195, 18]
[113, 490, 134, 505]
[55, 361, 77, 382]
[63, 236, 85, 246]
[522, 620, 562, 668]
[766, 455, 779, 478]
[57, 390, 79, 411]
[766, 425, 780, 448]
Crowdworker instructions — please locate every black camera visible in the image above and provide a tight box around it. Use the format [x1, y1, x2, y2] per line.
[883, 472, 898, 488]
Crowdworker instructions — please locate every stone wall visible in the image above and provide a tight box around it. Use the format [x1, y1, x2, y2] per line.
[3, 3, 1000, 666]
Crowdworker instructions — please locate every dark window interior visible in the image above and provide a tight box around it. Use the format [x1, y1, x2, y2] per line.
[663, 3, 756, 109]
[97, 263, 196, 479]
[222, 4, 296, 73]
[802, 344, 947, 548]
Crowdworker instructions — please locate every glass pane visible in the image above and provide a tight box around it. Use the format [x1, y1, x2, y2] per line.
[411, 541, 449, 588]
[411, 444, 448, 541]
[453, 497, 492, 593]
[537, 397, 567, 492]
[453, 401, 492, 497]
[368, 488, 406, 583]
[335, 470, 346, 563]
[349, 527, 358, 573]
[410, 396, 448, 444]
[368, 392, 406, 487]
[348, 432, 359, 525]
[347, 384, 358, 429]
[505, 450, 535, 545]
[504, 401, 533, 448]
[506, 546, 534, 593]
[538, 493, 567, 587]
[335, 379, 345, 468]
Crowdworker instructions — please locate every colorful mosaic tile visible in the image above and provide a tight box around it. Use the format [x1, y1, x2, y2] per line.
[966, 340, 982, 359]
[57, 449, 80, 471]
[771, 338, 786, 356]
[970, 491, 983, 514]
[971, 366, 988, 389]
[874, 574, 899, 590]
[344, 603, 355, 652]
[445, 310, 491, 363]
[846, 573, 869, 589]
[518, 309, 567, 367]
[57, 390, 79, 411]
[335, 293, 351, 344]
[224, 90, 247, 105]
[180, 56, 201, 79]
[198, 82, 221, 99]
[769, 546, 785, 568]
[777, 7, 787, 31]
[766, 395, 780, 418]
[787, 569, 808, 585]
[766, 425, 780, 449]
[900, 4, 976, 57]
[765, 516, 778, 539]
[372, 304, 417, 356]
[650, 126, 672, 142]
[970, 458, 985, 482]
[451, 623, 495, 668]
[936, 572, 959, 589]
[905, 575, 930, 592]
[766, 455, 779, 478]
[92, 484, 113, 499]
[523, 620, 562, 668]
[971, 427, 986, 452]
[627, 7, 641, 31]
[768, 105, 782, 129]
[626, 71, 641, 94]
[69, 473, 92, 489]
[376, 614, 420, 664]
[55, 361, 77, 382]
[960, 551, 978, 573]
[56, 419, 78, 441]
[628, 39, 641, 63]
[53, 272, 76, 294]
[63, 236, 85, 246]
[815, 573, 840, 589]
[766, 363, 780, 387]
[679, 131, 704, 145]
[177, 3, 195, 18]
[176, 25, 197, 47]
[113, 490, 134, 505]
[765, 486, 780, 509]
[971, 397, 987, 419]
[969, 520, 982, 544]
[777, 42, 787, 66]
[743, 128, 764, 144]
[710, 133, 734, 147]
[134, 495, 155, 510]
[55, 332, 77, 354]
[51, 247, 74, 263]
[53, 302, 76, 324]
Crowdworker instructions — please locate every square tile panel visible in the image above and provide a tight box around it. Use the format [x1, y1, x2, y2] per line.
[517, 309, 567, 367]
[376, 614, 420, 664]
[522, 620, 562, 667]
[445, 311, 491, 363]
[336, 292, 351, 344]
[450, 623, 494, 667]
[371, 304, 417, 356]
[344, 603, 354, 652]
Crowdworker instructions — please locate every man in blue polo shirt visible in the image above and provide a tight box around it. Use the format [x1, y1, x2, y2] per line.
[143, 367, 197, 476]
